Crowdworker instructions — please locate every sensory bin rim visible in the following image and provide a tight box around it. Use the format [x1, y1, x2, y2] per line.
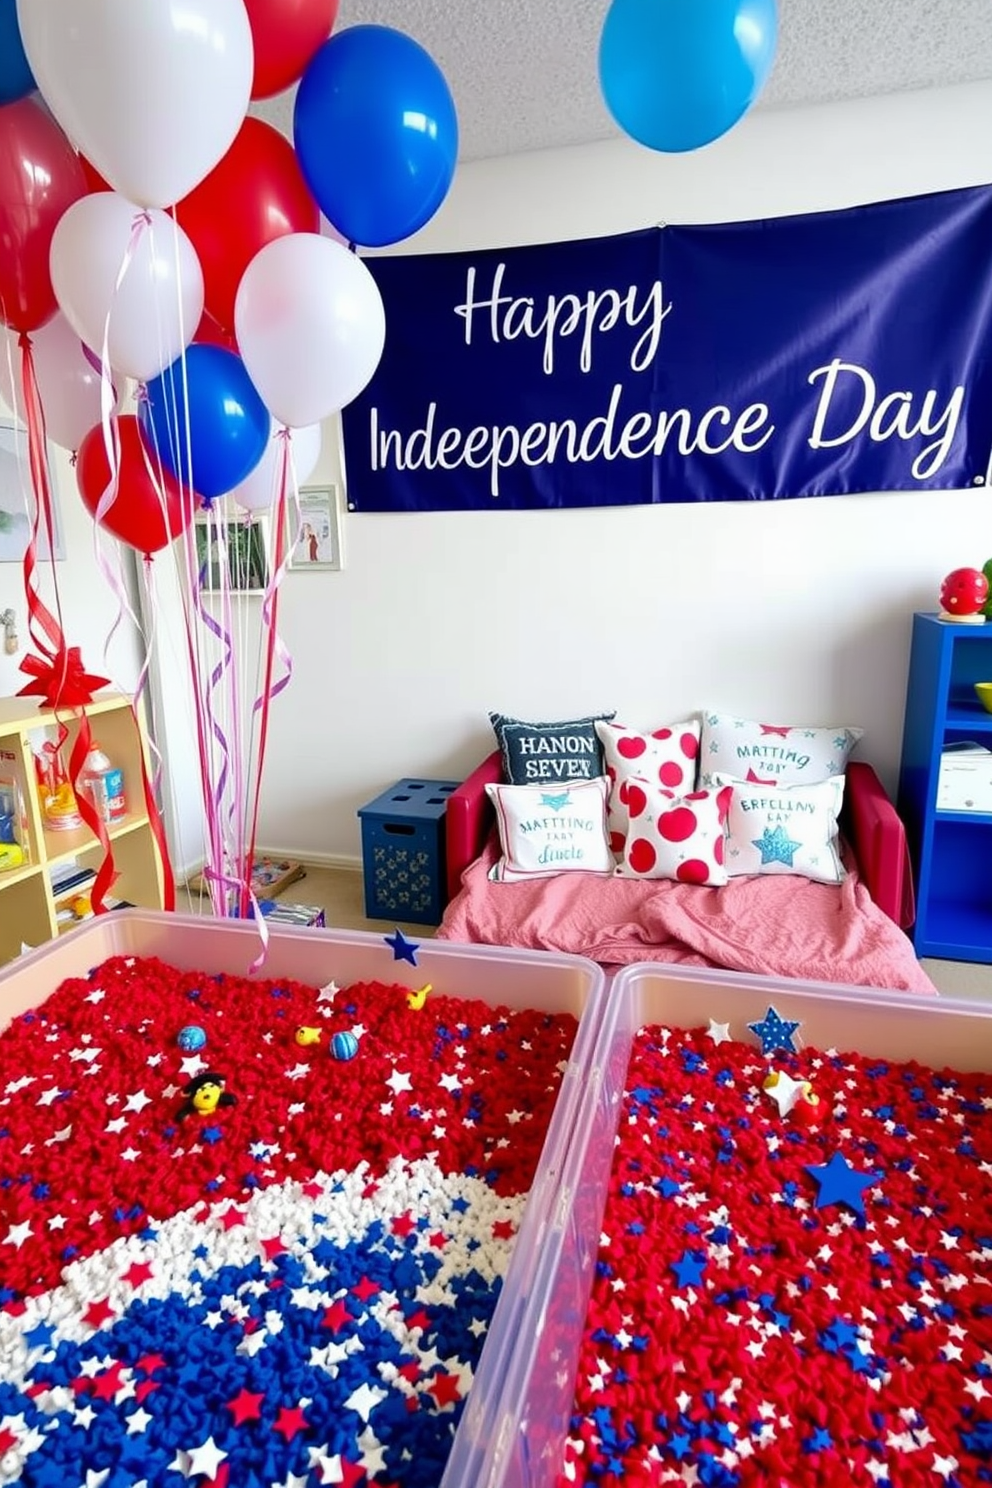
[457, 962, 992, 1488]
[0, 908, 607, 1488]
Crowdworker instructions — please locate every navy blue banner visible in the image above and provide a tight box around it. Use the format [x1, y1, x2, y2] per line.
[342, 185, 992, 511]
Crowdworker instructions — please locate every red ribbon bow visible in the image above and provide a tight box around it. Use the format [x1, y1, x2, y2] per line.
[16, 646, 110, 709]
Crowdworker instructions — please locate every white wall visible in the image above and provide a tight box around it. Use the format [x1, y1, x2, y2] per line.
[13, 81, 992, 872]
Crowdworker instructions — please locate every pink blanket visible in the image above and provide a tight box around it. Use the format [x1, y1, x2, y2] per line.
[437, 837, 937, 994]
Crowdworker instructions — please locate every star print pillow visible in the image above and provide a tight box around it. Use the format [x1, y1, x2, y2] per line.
[594, 717, 701, 855]
[484, 776, 615, 881]
[614, 779, 733, 885]
[698, 710, 863, 788]
[715, 773, 847, 884]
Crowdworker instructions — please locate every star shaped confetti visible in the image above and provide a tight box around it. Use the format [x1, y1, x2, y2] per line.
[706, 1018, 732, 1046]
[752, 823, 802, 866]
[747, 1004, 801, 1055]
[383, 929, 419, 965]
[805, 1150, 880, 1216]
[762, 1069, 808, 1117]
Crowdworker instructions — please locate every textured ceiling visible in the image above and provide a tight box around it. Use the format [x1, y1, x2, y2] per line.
[256, 0, 992, 161]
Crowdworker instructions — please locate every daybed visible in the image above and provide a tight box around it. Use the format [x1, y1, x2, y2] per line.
[437, 750, 937, 993]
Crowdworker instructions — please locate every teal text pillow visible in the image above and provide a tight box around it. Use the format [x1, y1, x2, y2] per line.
[490, 710, 615, 785]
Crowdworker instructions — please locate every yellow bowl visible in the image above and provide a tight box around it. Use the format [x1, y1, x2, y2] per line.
[975, 682, 992, 713]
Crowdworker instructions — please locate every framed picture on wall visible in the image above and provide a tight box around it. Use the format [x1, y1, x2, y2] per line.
[288, 484, 343, 572]
[0, 419, 65, 563]
[194, 512, 270, 595]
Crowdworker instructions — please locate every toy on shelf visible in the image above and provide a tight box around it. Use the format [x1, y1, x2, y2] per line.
[34, 741, 83, 831]
[938, 566, 989, 623]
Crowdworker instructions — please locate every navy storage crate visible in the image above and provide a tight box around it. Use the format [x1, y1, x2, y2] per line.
[358, 778, 460, 924]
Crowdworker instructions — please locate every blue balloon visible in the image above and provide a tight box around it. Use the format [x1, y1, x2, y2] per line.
[139, 346, 270, 502]
[0, 0, 36, 105]
[294, 24, 458, 249]
[598, 0, 778, 154]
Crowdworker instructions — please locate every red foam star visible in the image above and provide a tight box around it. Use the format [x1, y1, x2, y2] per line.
[83, 1297, 116, 1329]
[321, 1297, 354, 1332]
[428, 1231, 447, 1249]
[397, 1361, 422, 1383]
[260, 1235, 285, 1261]
[122, 1260, 154, 1287]
[405, 1308, 432, 1333]
[0, 1429, 18, 1454]
[272, 1404, 308, 1440]
[492, 1218, 515, 1240]
[135, 1380, 160, 1403]
[337, 1460, 366, 1488]
[302, 1180, 323, 1200]
[219, 1206, 246, 1231]
[427, 1370, 462, 1408]
[391, 1212, 416, 1238]
[91, 1362, 127, 1401]
[135, 1353, 167, 1375]
[227, 1388, 265, 1424]
[353, 1274, 380, 1303]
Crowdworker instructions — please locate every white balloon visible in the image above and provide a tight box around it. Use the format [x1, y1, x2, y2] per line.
[16, 0, 253, 209]
[230, 422, 322, 512]
[50, 193, 204, 384]
[0, 313, 119, 452]
[235, 234, 385, 429]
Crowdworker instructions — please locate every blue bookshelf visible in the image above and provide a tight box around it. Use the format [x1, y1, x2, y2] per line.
[897, 612, 992, 963]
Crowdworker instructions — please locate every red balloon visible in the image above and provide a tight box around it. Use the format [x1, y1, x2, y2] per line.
[78, 153, 111, 193]
[76, 416, 196, 555]
[193, 308, 238, 353]
[243, 0, 339, 99]
[0, 96, 87, 333]
[174, 117, 319, 334]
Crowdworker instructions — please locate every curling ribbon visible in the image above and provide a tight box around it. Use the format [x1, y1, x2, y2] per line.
[242, 429, 295, 921]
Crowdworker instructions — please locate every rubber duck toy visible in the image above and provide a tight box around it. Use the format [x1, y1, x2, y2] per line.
[406, 983, 432, 1011]
[295, 1026, 322, 1046]
[176, 1071, 237, 1121]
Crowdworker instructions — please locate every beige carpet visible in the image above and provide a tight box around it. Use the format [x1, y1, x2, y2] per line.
[177, 863, 992, 999]
[176, 864, 438, 942]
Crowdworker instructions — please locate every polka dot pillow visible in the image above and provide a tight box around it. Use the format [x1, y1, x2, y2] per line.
[594, 718, 701, 856]
[615, 779, 733, 886]
[714, 773, 847, 884]
[698, 710, 863, 787]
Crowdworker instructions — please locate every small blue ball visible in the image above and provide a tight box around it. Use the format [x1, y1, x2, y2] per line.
[177, 1024, 207, 1053]
[331, 1031, 359, 1062]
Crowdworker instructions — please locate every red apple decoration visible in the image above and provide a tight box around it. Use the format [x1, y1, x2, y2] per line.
[789, 1084, 824, 1128]
[939, 567, 989, 618]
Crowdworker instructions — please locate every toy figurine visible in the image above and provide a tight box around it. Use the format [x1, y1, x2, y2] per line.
[406, 983, 432, 1011]
[176, 1071, 237, 1120]
[939, 567, 988, 623]
[295, 1026, 321, 1046]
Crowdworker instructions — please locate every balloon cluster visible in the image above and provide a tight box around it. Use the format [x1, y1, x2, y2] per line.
[0, 0, 458, 552]
[598, 0, 778, 154]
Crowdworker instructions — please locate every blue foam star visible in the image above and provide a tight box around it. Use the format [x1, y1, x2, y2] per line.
[384, 929, 420, 965]
[752, 823, 802, 866]
[670, 1249, 707, 1288]
[747, 1005, 801, 1055]
[805, 1151, 880, 1215]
